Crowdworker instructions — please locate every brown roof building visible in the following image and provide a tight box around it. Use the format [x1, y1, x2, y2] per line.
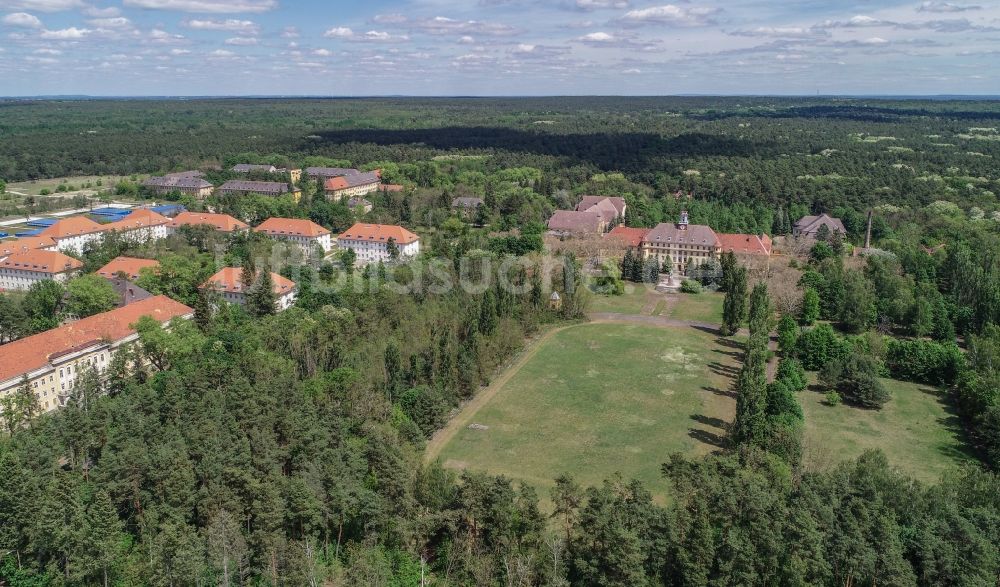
[717, 233, 773, 256]
[793, 214, 846, 238]
[642, 212, 721, 274]
[96, 256, 160, 280]
[168, 212, 249, 233]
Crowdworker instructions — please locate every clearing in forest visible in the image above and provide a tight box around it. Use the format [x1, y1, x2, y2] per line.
[433, 322, 739, 501]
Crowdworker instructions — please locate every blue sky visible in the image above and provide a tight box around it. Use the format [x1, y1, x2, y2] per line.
[0, 0, 998, 95]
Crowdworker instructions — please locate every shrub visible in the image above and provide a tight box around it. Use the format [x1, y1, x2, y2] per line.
[776, 357, 807, 391]
[825, 391, 842, 406]
[796, 323, 848, 370]
[777, 314, 799, 355]
[821, 352, 891, 409]
[885, 338, 965, 385]
[680, 279, 701, 294]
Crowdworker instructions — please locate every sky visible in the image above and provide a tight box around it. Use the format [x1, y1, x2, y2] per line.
[0, 0, 998, 96]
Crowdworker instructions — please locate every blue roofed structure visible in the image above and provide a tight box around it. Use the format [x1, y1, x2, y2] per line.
[14, 228, 45, 237]
[25, 218, 57, 227]
[147, 204, 186, 217]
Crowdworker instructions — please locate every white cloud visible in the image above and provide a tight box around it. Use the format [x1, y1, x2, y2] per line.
[619, 4, 720, 27]
[359, 30, 409, 42]
[312, 48, 332, 56]
[123, 0, 275, 13]
[148, 27, 185, 43]
[458, 35, 474, 43]
[580, 31, 614, 42]
[87, 16, 131, 28]
[183, 18, 258, 34]
[0, 0, 83, 12]
[622, 67, 641, 73]
[575, 0, 628, 9]
[408, 16, 518, 36]
[169, 47, 190, 54]
[82, 5, 120, 17]
[33, 46, 60, 53]
[224, 35, 256, 44]
[39, 26, 90, 38]
[280, 25, 297, 38]
[730, 26, 824, 39]
[860, 36, 889, 44]
[372, 13, 407, 24]
[25, 55, 58, 63]
[208, 48, 233, 56]
[2, 11, 42, 27]
[323, 26, 353, 38]
[918, 1, 981, 12]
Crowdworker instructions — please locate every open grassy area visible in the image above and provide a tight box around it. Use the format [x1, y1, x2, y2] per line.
[586, 283, 655, 315]
[664, 291, 725, 324]
[5, 175, 135, 197]
[436, 322, 738, 502]
[801, 378, 973, 483]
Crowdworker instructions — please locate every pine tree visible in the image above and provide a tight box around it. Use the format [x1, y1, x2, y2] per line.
[721, 265, 748, 336]
[479, 290, 498, 335]
[733, 283, 771, 447]
[86, 490, 124, 587]
[800, 288, 821, 326]
[193, 288, 212, 331]
[245, 269, 277, 317]
[384, 339, 403, 400]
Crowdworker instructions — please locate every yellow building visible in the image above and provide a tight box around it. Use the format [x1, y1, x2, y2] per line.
[641, 212, 721, 274]
[0, 296, 192, 419]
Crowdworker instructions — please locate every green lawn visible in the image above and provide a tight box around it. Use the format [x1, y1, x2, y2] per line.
[664, 291, 725, 324]
[587, 283, 655, 315]
[5, 175, 135, 197]
[801, 378, 973, 483]
[437, 322, 738, 501]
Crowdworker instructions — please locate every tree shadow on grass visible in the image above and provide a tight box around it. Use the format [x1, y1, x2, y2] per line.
[702, 385, 737, 400]
[688, 427, 729, 450]
[692, 324, 723, 336]
[691, 413, 728, 430]
[708, 361, 739, 380]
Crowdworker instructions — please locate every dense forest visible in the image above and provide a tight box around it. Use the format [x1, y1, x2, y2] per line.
[1, 98, 1000, 585]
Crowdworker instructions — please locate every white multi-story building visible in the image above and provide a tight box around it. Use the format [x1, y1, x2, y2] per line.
[254, 217, 333, 257]
[337, 223, 420, 265]
[200, 267, 297, 312]
[34, 210, 172, 255]
[0, 296, 193, 418]
[0, 249, 84, 291]
[324, 171, 382, 201]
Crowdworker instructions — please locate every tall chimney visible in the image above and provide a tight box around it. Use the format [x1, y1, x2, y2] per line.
[864, 210, 873, 250]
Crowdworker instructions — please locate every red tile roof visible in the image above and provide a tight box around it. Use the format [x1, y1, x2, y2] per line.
[717, 233, 772, 256]
[0, 295, 193, 383]
[200, 267, 297, 295]
[1, 236, 57, 257]
[606, 226, 650, 248]
[338, 223, 419, 245]
[0, 249, 83, 275]
[169, 212, 249, 232]
[100, 209, 170, 233]
[96, 256, 160, 280]
[39, 216, 103, 239]
[254, 217, 330, 238]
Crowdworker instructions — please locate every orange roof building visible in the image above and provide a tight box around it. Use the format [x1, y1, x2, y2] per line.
[200, 267, 297, 311]
[0, 236, 57, 258]
[97, 256, 161, 280]
[0, 249, 84, 291]
[717, 233, 773, 257]
[0, 295, 193, 413]
[168, 212, 249, 233]
[39, 216, 103, 239]
[254, 217, 334, 255]
[337, 223, 421, 266]
[606, 226, 651, 249]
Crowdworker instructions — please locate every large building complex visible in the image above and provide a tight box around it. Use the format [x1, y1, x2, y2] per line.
[142, 171, 214, 198]
[0, 249, 83, 291]
[200, 267, 297, 311]
[254, 218, 334, 256]
[337, 223, 420, 265]
[547, 196, 627, 236]
[642, 212, 721, 273]
[324, 171, 381, 200]
[0, 296, 193, 418]
[217, 180, 301, 202]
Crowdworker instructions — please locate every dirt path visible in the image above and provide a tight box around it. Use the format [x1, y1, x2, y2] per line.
[424, 324, 572, 463]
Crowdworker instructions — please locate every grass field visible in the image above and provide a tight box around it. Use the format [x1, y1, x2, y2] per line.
[664, 292, 725, 324]
[801, 378, 973, 483]
[436, 322, 739, 501]
[587, 284, 653, 315]
[4, 175, 137, 198]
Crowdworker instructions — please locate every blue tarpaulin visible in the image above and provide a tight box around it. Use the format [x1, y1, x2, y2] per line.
[14, 228, 44, 237]
[26, 218, 57, 227]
